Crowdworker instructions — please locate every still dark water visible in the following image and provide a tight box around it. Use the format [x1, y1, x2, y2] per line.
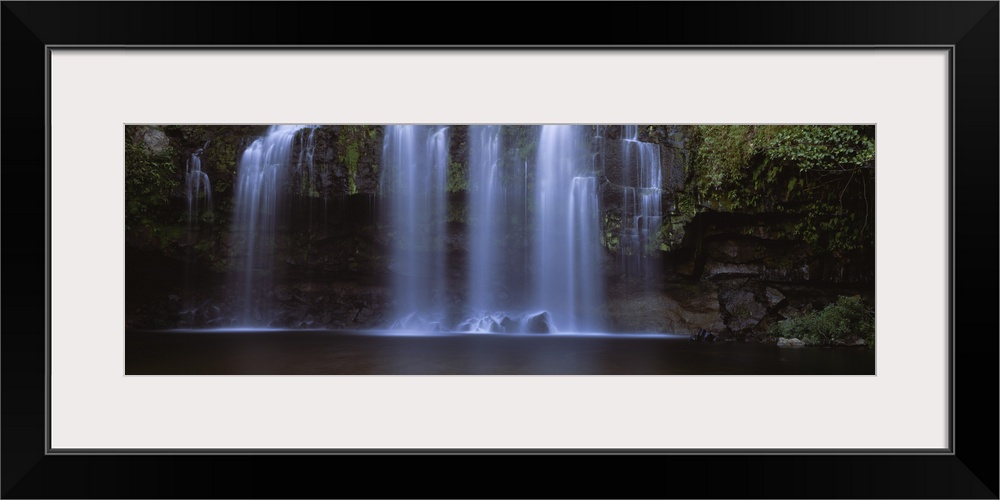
[125, 329, 875, 375]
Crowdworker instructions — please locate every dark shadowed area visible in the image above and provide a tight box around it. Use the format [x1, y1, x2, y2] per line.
[126, 329, 875, 375]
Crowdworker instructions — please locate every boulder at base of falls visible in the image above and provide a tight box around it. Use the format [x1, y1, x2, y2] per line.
[689, 328, 719, 342]
[524, 311, 554, 333]
[499, 316, 518, 332]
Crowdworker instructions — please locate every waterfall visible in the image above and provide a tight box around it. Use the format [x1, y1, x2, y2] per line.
[379, 124, 604, 333]
[621, 125, 662, 278]
[295, 127, 318, 196]
[177, 124, 666, 332]
[467, 125, 503, 311]
[532, 125, 602, 332]
[231, 125, 310, 325]
[181, 143, 212, 325]
[380, 125, 450, 330]
[185, 145, 212, 223]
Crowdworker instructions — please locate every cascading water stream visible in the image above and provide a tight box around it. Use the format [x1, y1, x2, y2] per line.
[467, 125, 503, 311]
[532, 125, 602, 332]
[292, 126, 323, 229]
[181, 143, 213, 323]
[185, 144, 212, 223]
[380, 125, 450, 330]
[621, 125, 663, 278]
[231, 125, 310, 325]
[296, 127, 317, 192]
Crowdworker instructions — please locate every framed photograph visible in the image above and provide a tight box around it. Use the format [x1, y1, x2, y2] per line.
[4, 2, 996, 498]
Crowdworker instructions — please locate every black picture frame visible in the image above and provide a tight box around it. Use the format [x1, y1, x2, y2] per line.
[3, 2, 997, 498]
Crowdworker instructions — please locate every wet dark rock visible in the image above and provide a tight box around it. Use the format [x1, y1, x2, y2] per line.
[665, 292, 725, 335]
[299, 314, 317, 327]
[703, 261, 763, 280]
[765, 287, 786, 309]
[707, 238, 762, 264]
[140, 127, 170, 153]
[762, 263, 810, 282]
[296, 304, 310, 318]
[499, 316, 517, 332]
[354, 307, 372, 323]
[777, 337, 805, 347]
[689, 328, 718, 342]
[777, 304, 800, 319]
[166, 300, 182, 313]
[525, 311, 554, 333]
[720, 289, 768, 334]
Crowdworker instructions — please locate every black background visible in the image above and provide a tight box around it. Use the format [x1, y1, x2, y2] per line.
[3, 2, 997, 498]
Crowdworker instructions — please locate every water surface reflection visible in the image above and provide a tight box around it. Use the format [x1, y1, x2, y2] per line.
[126, 329, 875, 375]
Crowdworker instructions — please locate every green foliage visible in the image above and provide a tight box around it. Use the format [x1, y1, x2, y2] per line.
[447, 160, 468, 193]
[202, 141, 240, 194]
[124, 133, 179, 232]
[657, 193, 696, 252]
[689, 125, 875, 253]
[763, 125, 875, 252]
[654, 222, 685, 252]
[602, 211, 622, 251]
[344, 143, 360, 195]
[447, 202, 469, 223]
[674, 192, 696, 217]
[500, 125, 538, 169]
[769, 295, 875, 348]
[160, 124, 266, 212]
[337, 125, 381, 196]
[763, 125, 874, 172]
[156, 225, 185, 249]
[691, 125, 755, 194]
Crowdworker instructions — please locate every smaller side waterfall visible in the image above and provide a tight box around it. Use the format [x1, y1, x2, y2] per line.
[181, 142, 212, 323]
[185, 144, 212, 223]
[295, 127, 318, 196]
[620, 125, 663, 278]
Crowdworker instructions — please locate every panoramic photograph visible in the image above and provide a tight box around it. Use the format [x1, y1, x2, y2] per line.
[125, 124, 875, 375]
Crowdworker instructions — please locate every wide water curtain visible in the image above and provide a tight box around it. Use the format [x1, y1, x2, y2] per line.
[533, 125, 602, 332]
[231, 125, 309, 325]
[381, 125, 450, 330]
